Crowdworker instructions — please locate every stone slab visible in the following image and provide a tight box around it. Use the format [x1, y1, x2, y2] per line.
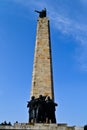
[0, 123, 84, 130]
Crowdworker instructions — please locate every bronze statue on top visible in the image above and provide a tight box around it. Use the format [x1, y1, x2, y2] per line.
[35, 8, 46, 18]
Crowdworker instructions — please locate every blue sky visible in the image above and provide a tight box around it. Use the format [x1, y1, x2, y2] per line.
[0, 0, 87, 126]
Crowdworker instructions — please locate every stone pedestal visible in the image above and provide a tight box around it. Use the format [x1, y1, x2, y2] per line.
[0, 123, 84, 130]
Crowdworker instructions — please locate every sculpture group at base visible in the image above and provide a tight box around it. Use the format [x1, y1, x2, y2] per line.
[27, 95, 58, 123]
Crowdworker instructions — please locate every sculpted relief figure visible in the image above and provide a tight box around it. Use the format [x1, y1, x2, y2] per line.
[27, 96, 36, 123]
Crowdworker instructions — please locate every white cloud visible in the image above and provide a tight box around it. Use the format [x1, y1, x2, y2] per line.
[51, 13, 87, 71]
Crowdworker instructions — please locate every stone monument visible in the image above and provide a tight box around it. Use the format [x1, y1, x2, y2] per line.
[27, 8, 57, 124]
[0, 9, 84, 130]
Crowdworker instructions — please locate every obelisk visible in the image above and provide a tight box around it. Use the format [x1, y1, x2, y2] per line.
[30, 9, 54, 101]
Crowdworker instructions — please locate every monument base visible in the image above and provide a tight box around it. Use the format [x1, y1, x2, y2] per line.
[0, 123, 84, 130]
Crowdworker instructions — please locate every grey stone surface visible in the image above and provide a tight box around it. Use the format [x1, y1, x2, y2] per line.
[0, 123, 84, 130]
[74, 127, 84, 130]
